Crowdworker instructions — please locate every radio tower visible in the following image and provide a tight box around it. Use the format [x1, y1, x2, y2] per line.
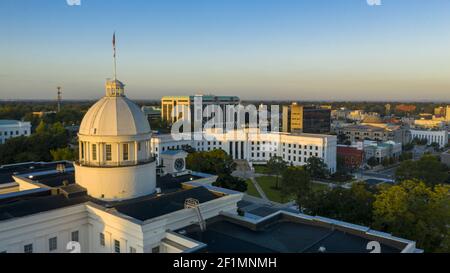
[57, 86, 62, 112]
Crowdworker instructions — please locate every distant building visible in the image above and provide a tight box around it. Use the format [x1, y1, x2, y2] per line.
[395, 104, 416, 113]
[337, 144, 364, 170]
[0, 120, 31, 144]
[434, 106, 446, 117]
[282, 103, 331, 134]
[446, 106, 450, 122]
[413, 119, 445, 129]
[440, 150, 450, 167]
[363, 140, 402, 164]
[161, 95, 240, 124]
[152, 129, 337, 173]
[337, 124, 409, 144]
[141, 106, 161, 122]
[32, 111, 56, 118]
[409, 129, 448, 148]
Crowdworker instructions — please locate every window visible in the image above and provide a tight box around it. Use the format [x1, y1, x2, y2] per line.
[138, 142, 141, 151]
[92, 144, 97, 161]
[123, 144, 129, 161]
[114, 240, 120, 253]
[100, 233, 105, 246]
[49, 237, 57, 251]
[152, 246, 160, 253]
[129, 247, 136, 253]
[24, 244, 33, 253]
[81, 142, 85, 159]
[71, 231, 79, 242]
[105, 144, 112, 161]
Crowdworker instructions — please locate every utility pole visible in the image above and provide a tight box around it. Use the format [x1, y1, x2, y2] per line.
[57, 86, 62, 112]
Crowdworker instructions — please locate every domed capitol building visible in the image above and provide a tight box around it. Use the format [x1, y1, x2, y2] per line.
[0, 40, 422, 254]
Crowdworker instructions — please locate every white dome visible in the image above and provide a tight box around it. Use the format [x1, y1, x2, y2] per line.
[79, 80, 150, 136]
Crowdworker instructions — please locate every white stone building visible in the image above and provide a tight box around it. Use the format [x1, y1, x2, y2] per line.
[151, 129, 337, 173]
[0, 120, 31, 144]
[409, 129, 448, 148]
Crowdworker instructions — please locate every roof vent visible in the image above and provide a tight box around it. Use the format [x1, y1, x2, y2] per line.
[56, 164, 66, 173]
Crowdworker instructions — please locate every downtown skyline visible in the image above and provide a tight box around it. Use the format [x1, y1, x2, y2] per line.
[1, 0, 450, 101]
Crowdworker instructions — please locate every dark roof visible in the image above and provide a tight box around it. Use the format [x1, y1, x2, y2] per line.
[0, 193, 91, 221]
[0, 162, 72, 185]
[185, 218, 401, 253]
[156, 174, 202, 192]
[29, 172, 75, 188]
[113, 187, 219, 221]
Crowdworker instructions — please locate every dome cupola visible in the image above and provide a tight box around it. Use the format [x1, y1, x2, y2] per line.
[74, 33, 156, 201]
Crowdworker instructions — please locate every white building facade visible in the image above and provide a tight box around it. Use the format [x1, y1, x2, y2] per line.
[151, 129, 337, 173]
[0, 120, 31, 144]
[409, 129, 448, 148]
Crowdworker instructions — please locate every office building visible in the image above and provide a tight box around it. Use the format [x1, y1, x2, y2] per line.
[282, 103, 331, 134]
[161, 95, 240, 123]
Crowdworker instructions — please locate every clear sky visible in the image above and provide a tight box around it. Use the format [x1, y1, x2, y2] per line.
[1, 0, 450, 101]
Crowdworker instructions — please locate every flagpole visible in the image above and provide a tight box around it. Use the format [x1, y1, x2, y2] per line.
[113, 32, 117, 80]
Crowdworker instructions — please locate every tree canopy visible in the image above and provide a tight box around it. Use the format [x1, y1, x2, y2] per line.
[373, 180, 450, 252]
[266, 156, 288, 189]
[186, 149, 247, 192]
[395, 155, 449, 186]
[305, 156, 329, 179]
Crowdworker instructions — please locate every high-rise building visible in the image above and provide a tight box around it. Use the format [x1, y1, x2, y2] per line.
[446, 105, 450, 122]
[161, 95, 240, 123]
[282, 103, 331, 134]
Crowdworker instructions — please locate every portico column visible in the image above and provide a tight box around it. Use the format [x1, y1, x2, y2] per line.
[117, 143, 121, 166]
[135, 141, 138, 164]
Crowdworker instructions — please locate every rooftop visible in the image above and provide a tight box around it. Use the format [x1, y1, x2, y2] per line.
[112, 186, 219, 221]
[0, 161, 73, 185]
[182, 213, 411, 253]
[0, 120, 29, 126]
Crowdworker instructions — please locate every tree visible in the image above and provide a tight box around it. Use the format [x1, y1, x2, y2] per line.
[373, 180, 450, 252]
[186, 149, 236, 175]
[399, 152, 413, 162]
[305, 156, 329, 179]
[50, 147, 77, 161]
[301, 182, 375, 226]
[266, 156, 287, 189]
[367, 157, 379, 167]
[395, 155, 449, 186]
[213, 174, 247, 192]
[280, 166, 312, 206]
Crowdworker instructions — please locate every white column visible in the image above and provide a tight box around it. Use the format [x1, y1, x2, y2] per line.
[135, 141, 138, 164]
[117, 143, 121, 166]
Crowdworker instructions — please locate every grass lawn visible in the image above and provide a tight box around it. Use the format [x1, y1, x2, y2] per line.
[245, 179, 261, 198]
[253, 165, 269, 174]
[255, 176, 291, 203]
[255, 176, 331, 203]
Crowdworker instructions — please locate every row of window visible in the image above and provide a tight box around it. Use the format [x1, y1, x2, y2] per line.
[22, 231, 79, 253]
[0, 130, 27, 136]
[99, 232, 136, 253]
[282, 143, 319, 151]
[81, 143, 143, 161]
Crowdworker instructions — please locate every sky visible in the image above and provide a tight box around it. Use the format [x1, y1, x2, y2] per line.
[0, 0, 450, 101]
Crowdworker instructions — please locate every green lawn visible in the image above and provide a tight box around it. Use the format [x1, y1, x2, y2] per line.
[245, 179, 261, 198]
[253, 165, 269, 174]
[254, 176, 330, 203]
[255, 176, 291, 203]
